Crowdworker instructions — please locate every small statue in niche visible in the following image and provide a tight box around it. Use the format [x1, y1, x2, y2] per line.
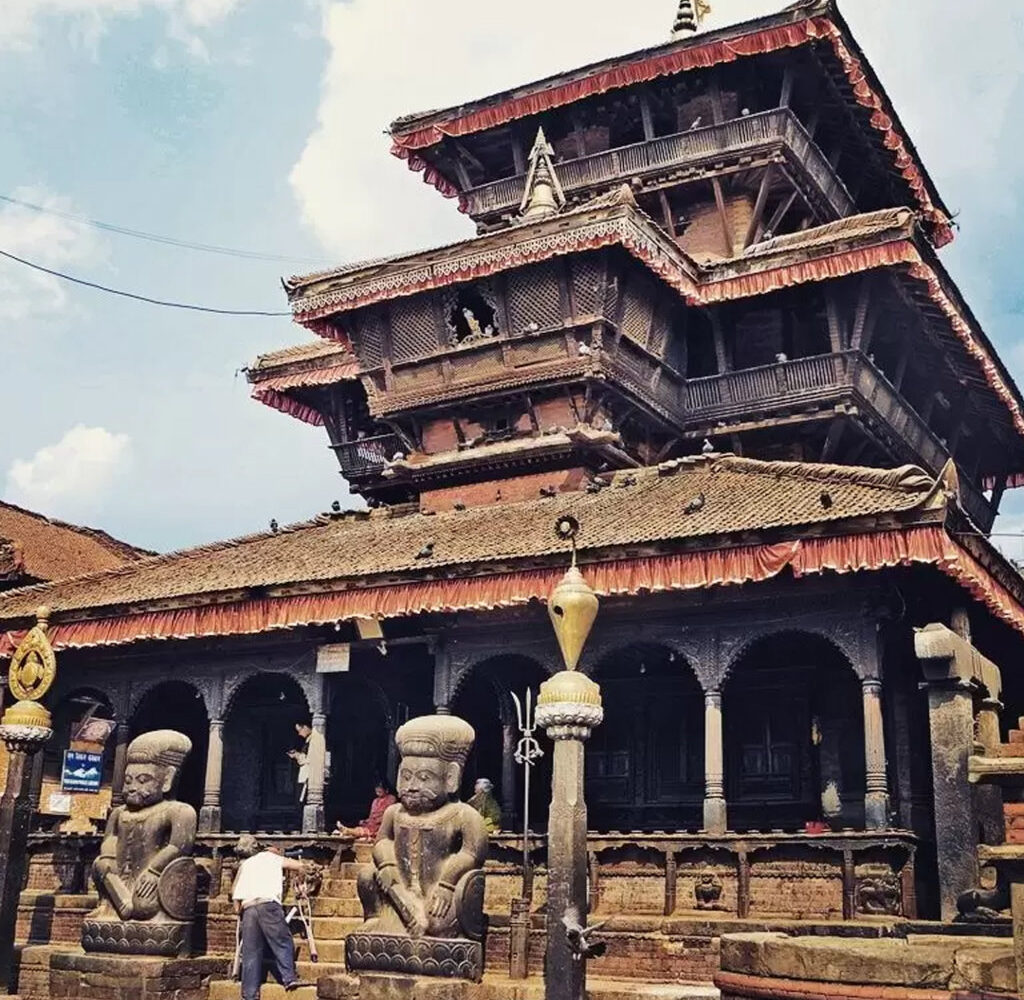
[347, 714, 488, 979]
[82, 730, 198, 956]
[694, 873, 724, 910]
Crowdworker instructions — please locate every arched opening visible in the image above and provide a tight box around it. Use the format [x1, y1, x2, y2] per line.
[585, 644, 704, 832]
[222, 674, 309, 832]
[451, 655, 550, 832]
[36, 688, 116, 830]
[130, 681, 209, 813]
[325, 675, 391, 831]
[724, 632, 865, 832]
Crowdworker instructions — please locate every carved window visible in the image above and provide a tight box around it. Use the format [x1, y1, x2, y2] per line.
[446, 285, 499, 345]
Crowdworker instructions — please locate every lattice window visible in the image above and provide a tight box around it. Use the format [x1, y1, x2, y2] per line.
[353, 309, 385, 368]
[389, 297, 440, 362]
[571, 254, 606, 319]
[620, 274, 654, 348]
[506, 263, 564, 335]
[648, 303, 670, 358]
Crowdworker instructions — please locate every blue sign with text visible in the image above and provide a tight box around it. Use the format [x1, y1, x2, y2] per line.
[61, 750, 103, 793]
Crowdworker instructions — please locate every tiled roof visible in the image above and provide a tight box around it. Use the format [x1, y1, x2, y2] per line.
[740, 208, 915, 259]
[248, 339, 354, 373]
[0, 503, 150, 585]
[0, 456, 938, 621]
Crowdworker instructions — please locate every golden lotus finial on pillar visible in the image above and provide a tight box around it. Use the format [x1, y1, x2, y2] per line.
[546, 516, 599, 672]
[1, 605, 57, 740]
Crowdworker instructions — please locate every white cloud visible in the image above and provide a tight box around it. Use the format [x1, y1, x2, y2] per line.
[0, 186, 108, 323]
[5, 426, 131, 516]
[0, 0, 246, 51]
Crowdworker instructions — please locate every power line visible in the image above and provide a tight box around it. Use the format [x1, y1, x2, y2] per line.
[0, 193, 328, 266]
[0, 248, 291, 317]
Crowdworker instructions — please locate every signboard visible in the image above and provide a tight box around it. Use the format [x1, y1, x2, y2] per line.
[72, 716, 116, 745]
[316, 643, 351, 673]
[47, 792, 72, 815]
[61, 750, 103, 793]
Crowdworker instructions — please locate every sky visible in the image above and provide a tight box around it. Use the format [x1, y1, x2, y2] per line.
[3, 0, 1024, 557]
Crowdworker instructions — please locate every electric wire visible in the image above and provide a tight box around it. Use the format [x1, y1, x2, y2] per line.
[0, 248, 292, 317]
[0, 192, 328, 265]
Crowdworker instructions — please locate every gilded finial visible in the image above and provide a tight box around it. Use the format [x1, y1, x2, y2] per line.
[8, 607, 57, 703]
[671, 0, 711, 37]
[547, 516, 598, 672]
[520, 127, 566, 221]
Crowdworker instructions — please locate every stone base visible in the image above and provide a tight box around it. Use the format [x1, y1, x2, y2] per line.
[345, 934, 484, 981]
[81, 918, 192, 957]
[43, 951, 228, 1000]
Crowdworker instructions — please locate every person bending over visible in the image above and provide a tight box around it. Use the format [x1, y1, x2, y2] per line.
[231, 835, 312, 999]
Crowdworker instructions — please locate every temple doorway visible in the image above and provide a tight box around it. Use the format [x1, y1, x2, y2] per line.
[585, 645, 704, 832]
[325, 674, 392, 831]
[724, 632, 866, 832]
[130, 681, 208, 812]
[222, 673, 309, 832]
[451, 655, 550, 832]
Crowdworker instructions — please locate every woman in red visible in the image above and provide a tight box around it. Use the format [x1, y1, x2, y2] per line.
[334, 780, 396, 840]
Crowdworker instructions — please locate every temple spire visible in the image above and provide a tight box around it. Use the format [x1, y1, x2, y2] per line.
[520, 127, 566, 221]
[671, 0, 711, 37]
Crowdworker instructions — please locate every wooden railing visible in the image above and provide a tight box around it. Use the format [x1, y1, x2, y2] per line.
[331, 434, 402, 478]
[464, 109, 854, 220]
[687, 352, 995, 530]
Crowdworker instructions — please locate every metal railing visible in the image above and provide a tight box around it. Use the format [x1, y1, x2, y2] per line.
[331, 434, 402, 478]
[464, 109, 854, 220]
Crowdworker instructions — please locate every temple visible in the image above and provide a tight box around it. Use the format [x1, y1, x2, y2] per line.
[4, 1, 1024, 995]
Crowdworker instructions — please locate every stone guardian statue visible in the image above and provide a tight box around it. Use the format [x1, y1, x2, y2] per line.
[345, 714, 488, 980]
[82, 729, 198, 956]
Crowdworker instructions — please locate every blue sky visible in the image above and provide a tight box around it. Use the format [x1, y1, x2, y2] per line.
[3, 0, 1024, 557]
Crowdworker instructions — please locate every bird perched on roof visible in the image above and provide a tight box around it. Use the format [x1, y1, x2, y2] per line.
[617, 473, 637, 488]
[578, 342, 591, 356]
[683, 492, 706, 515]
[702, 438, 715, 454]
[453, 500, 466, 511]
[415, 542, 435, 559]
[539, 485, 558, 498]
[331, 500, 342, 512]
[819, 491, 834, 509]
[392, 451, 406, 462]
[269, 519, 279, 533]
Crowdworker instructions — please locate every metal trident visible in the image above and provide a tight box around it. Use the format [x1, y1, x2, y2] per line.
[511, 688, 543, 899]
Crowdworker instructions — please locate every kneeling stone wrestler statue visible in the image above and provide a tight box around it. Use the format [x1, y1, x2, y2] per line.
[347, 714, 489, 979]
[82, 729, 198, 956]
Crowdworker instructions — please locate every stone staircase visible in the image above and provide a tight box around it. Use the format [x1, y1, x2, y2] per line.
[207, 863, 365, 1000]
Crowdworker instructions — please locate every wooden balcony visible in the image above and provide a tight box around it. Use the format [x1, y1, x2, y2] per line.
[331, 433, 402, 479]
[686, 351, 994, 531]
[464, 109, 855, 222]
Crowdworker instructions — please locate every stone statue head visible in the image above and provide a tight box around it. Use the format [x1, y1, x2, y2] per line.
[394, 715, 474, 816]
[122, 730, 192, 810]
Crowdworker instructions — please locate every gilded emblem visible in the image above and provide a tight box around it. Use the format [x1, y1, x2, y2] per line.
[9, 607, 56, 703]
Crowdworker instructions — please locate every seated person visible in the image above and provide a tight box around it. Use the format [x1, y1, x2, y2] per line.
[334, 780, 396, 839]
[467, 777, 502, 833]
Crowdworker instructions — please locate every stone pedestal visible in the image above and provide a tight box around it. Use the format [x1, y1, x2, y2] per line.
[46, 952, 228, 1000]
[345, 935, 483, 981]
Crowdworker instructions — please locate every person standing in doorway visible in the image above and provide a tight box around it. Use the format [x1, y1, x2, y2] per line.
[287, 718, 325, 805]
[231, 835, 312, 998]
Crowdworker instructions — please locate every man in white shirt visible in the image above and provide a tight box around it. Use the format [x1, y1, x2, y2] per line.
[287, 720, 325, 805]
[231, 835, 311, 999]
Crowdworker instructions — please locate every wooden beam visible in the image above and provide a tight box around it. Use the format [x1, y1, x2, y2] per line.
[711, 177, 734, 257]
[820, 417, 846, 462]
[709, 308, 731, 374]
[892, 338, 913, 392]
[825, 290, 846, 352]
[850, 278, 872, 349]
[658, 190, 676, 237]
[453, 139, 485, 173]
[709, 80, 725, 125]
[744, 166, 774, 249]
[511, 132, 526, 175]
[780, 66, 795, 109]
[640, 94, 656, 141]
[766, 190, 798, 235]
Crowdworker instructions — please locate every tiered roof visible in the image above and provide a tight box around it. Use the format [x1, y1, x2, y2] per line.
[0, 502, 149, 589]
[1, 456, 1020, 656]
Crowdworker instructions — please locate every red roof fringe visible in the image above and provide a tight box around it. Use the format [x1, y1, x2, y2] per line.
[2, 526, 1021, 657]
[250, 387, 324, 426]
[390, 19, 951, 240]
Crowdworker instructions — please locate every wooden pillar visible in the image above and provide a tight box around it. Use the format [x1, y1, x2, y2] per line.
[302, 711, 328, 834]
[198, 718, 224, 834]
[110, 720, 131, 809]
[861, 679, 889, 830]
[703, 690, 727, 835]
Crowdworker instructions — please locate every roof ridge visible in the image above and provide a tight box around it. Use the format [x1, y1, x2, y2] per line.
[711, 456, 935, 493]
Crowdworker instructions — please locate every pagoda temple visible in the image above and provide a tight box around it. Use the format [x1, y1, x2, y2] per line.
[4, 1, 1024, 994]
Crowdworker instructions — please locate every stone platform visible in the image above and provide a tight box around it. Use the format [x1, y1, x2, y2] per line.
[714, 932, 1017, 999]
